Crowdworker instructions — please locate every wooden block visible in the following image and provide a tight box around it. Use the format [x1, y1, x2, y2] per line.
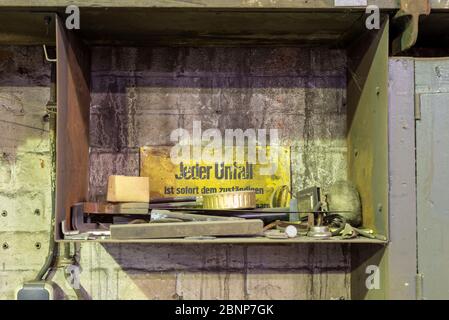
[110, 220, 264, 240]
[107, 175, 150, 203]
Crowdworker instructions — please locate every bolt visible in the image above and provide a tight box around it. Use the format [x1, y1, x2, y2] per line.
[44, 16, 52, 26]
[2, 242, 9, 250]
[1, 210, 7, 217]
[35, 242, 42, 250]
[378, 204, 383, 213]
[34, 209, 40, 216]
[376, 86, 381, 96]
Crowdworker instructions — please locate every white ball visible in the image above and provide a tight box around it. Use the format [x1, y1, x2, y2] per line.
[285, 225, 298, 238]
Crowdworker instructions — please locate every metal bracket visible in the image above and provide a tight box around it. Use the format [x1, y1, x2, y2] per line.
[392, 0, 431, 55]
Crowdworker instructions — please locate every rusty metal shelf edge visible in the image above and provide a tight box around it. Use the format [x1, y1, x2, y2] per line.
[56, 238, 388, 245]
[2, 0, 449, 11]
[0, 0, 419, 10]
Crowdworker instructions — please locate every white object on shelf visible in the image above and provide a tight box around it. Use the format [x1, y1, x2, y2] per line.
[285, 225, 298, 238]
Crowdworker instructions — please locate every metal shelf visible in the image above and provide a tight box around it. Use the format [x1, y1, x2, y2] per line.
[58, 236, 388, 245]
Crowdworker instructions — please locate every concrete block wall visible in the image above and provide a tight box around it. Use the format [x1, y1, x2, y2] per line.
[0, 46, 52, 299]
[89, 46, 348, 199]
[1, 45, 352, 300]
[72, 243, 350, 300]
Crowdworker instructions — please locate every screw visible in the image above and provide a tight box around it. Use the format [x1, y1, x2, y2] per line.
[34, 209, 40, 216]
[35, 242, 42, 250]
[1, 210, 7, 217]
[2, 242, 9, 250]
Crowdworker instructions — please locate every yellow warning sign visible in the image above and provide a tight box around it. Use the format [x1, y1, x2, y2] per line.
[140, 146, 291, 208]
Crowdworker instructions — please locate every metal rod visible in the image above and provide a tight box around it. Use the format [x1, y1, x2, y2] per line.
[150, 197, 197, 204]
[34, 62, 58, 281]
[43, 44, 57, 62]
[152, 207, 351, 214]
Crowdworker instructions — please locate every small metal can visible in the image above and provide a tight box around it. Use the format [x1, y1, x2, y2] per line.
[202, 191, 256, 210]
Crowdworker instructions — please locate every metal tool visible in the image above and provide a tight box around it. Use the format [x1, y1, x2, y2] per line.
[307, 226, 332, 240]
[151, 196, 198, 204]
[264, 229, 289, 239]
[149, 196, 201, 209]
[150, 209, 243, 222]
[149, 201, 201, 209]
[61, 221, 110, 240]
[297, 187, 324, 229]
[70, 203, 101, 233]
[62, 204, 111, 240]
[154, 207, 346, 215]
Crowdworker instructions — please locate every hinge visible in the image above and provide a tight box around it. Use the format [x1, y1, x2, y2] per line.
[416, 273, 424, 300]
[415, 93, 421, 121]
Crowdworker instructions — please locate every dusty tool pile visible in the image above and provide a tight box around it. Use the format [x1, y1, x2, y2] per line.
[61, 176, 386, 241]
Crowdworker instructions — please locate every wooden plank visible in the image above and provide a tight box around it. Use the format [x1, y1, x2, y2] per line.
[110, 220, 264, 239]
[84, 202, 149, 215]
[55, 16, 91, 239]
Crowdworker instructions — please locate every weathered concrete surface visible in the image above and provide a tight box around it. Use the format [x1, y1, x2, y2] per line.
[89, 47, 347, 198]
[85, 46, 350, 300]
[75, 243, 350, 300]
[1, 45, 351, 300]
[0, 46, 51, 299]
